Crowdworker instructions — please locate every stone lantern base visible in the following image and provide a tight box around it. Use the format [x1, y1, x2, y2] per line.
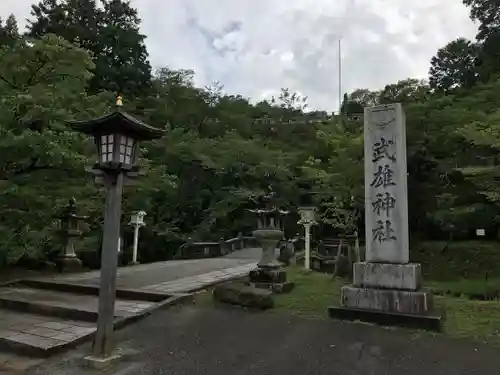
[248, 267, 294, 293]
[56, 255, 83, 273]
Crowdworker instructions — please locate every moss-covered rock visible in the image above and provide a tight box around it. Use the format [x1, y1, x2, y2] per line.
[213, 282, 274, 309]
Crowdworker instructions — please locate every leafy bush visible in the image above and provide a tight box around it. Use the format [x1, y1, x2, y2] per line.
[413, 241, 500, 280]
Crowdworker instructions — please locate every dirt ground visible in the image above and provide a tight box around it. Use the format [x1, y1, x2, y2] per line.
[25, 304, 500, 375]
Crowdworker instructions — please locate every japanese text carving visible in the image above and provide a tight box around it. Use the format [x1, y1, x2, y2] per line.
[372, 192, 396, 217]
[370, 164, 396, 189]
[372, 220, 397, 243]
[372, 137, 396, 163]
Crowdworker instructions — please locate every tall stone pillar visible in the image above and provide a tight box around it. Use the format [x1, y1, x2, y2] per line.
[329, 103, 442, 330]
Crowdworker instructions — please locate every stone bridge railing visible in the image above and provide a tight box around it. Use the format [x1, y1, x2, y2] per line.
[174, 235, 258, 260]
[175, 235, 304, 260]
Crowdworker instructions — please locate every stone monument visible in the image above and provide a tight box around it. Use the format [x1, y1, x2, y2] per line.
[329, 103, 442, 330]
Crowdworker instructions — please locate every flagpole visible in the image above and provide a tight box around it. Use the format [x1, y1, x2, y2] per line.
[338, 37, 342, 116]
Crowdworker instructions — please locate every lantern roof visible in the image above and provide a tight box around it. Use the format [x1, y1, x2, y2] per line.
[66, 106, 164, 141]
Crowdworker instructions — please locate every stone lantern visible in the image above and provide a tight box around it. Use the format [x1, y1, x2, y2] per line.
[56, 197, 88, 272]
[128, 210, 146, 265]
[298, 206, 317, 270]
[247, 190, 294, 293]
[67, 96, 164, 364]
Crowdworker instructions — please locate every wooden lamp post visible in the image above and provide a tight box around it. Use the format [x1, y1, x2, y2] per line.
[67, 96, 164, 365]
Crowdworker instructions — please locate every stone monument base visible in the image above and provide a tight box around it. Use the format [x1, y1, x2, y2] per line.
[56, 256, 83, 272]
[248, 267, 294, 294]
[328, 305, 443, 331]
[340, 285, 434, 315]
[329, 262, 443, 331]
[353, 262, 422, 290]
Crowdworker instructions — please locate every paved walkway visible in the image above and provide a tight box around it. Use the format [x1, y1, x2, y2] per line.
[41, 247, 260, 292]
[0, 248, 260, 361]
[25, 305, 500, 375]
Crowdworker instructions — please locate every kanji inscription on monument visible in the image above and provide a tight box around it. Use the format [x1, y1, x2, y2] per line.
[364, 103, 409, 263]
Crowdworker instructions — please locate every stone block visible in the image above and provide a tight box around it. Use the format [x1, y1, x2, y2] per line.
[55, 256, 83, 273]
[249, 267, 287, 284]
[340, 285, 433, 315]
[353, 262, 421, 291]
[328, 306, 443, 332]
[249, 281, 295, 294]
[213, 283, 273, 309]
[82, 354, 122, 370]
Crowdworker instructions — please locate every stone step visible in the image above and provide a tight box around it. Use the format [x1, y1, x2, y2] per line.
[0, 285, 155, 321]
[0, 284, 172, 357]
[0, 308, 96, 357]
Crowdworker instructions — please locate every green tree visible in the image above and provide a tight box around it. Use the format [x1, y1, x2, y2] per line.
[378, 79, 429, 104]
[463, 0, 500, 83]
[429, 38, 479, 92]
[0, 14, 20, 47]
[300, 119, 363, 234]
[0, 34, 109, 265]
[97, 0, 151, 95]
[271, 88, 308, 112]
[28, 0, 152, 96]
[463, 0, 500, 41]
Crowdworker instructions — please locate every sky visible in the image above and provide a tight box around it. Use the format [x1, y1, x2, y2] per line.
[0, 0, 478, 112]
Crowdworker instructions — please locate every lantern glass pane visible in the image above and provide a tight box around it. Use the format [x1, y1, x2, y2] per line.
[118, 134, 135, 164]
[100, 134, 114, 163]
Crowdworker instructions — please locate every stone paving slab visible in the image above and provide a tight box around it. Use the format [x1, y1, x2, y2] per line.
[0, 310, 95, 353]
[142, 263, 256, 293]
[0, 286, 154, 317]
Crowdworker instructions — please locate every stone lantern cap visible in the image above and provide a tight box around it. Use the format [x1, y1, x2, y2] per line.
[247, 189, 289, 230]
[247, 190, 289, 215]
[56, 198, 89, 221]
[298, 206, 317, 224]
[129, 210, 147, 226]
[56, 198, 89, 233]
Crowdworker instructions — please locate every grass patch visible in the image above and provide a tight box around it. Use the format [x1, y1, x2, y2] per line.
[194, 288, 214, 305]
[193, 266, 500, 345]
[272, 267, 347, 318]
[436, 296, 500, 344]
[428, 278, 500, 300]
[414, 241, 500, 281]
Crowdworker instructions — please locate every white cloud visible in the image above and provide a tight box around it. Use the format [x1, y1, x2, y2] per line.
[1, 0, 478, 111]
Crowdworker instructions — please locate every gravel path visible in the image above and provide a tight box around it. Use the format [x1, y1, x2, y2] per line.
[26, 305, 500, 375]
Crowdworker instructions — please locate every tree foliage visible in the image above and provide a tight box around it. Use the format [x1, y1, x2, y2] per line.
[429, 38, 478, 92]
[0, 33, 109, 265]
[28, 0, 151, 96]
[2, 1, 500, 270]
